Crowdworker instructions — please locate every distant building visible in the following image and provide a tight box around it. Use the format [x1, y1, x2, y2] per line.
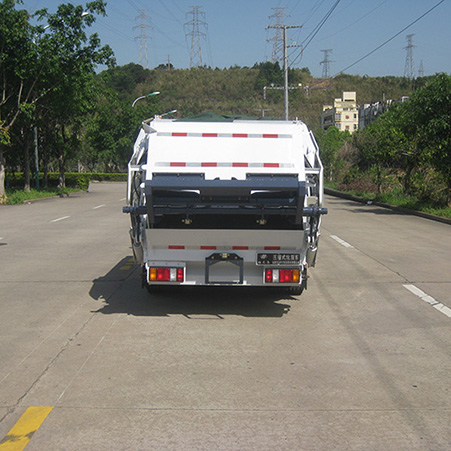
[320, 91, 358, 134]
[358, 96, 409, 129]
[358, 101, 388, 129]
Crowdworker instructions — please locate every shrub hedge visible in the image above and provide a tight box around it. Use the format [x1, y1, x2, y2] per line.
[5, 172, 127, 190]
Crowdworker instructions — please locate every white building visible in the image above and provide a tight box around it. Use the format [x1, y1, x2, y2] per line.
[320, 91, 359, 134]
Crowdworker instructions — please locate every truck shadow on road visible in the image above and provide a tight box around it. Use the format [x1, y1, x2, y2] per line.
[326, 198, 411, 216]
[89, 257, 298, 318]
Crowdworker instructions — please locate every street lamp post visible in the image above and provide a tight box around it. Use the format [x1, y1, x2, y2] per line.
[132, 91, 160, 108]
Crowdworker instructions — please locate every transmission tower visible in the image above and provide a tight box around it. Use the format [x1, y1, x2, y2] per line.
[134, 10, 152, 69]
[184, 6, 208, 68]
[267, 7, 290, 64]
[418, 60, 425, 77]
[320, 49, 334, 79]
[403, 34, 416, 80]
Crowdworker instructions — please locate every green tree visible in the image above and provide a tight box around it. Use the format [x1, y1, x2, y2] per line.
[33, 1, 114, 187]
[354, 106, 408, 193]
[0, 0, 114, 195]
[407, 73, 451, 205]
[315, 127, 352, 182]
[0, 0, 39, 195]
[83, 90, 160, 171]
[253, 61, 283, 92]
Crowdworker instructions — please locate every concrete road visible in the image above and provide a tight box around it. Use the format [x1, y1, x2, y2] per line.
[0, 182, 450, 450]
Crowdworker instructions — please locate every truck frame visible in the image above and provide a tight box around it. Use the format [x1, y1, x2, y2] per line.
[123, 114, 327, 295]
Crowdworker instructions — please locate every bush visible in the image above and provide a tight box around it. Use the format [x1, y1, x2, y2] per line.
[90, 173, 127, 182]
[5, 172, 127, 190]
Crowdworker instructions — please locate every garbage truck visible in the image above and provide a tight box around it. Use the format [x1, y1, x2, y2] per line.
[123, 113, 327, 295]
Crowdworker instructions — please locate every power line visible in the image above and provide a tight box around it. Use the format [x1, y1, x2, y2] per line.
[158, 0, 184, 26]
[321, 0, 388, 41]
[290, 0, 342, 67]
[335, 0, 445, 75]
[301, 0, 342, 51]
[301, 0, 327, 27]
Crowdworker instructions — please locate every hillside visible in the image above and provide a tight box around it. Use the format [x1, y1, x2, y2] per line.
[99, 63, 432, 131]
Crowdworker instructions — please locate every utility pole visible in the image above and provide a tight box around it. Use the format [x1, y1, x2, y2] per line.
[404, 34, 416, 80]
[134, 10, 152, 69]
[254, 108, 272, 118]
[267, 24, 301, 120]
[320, 49, 334, 79]
[184, 6, 208, 68]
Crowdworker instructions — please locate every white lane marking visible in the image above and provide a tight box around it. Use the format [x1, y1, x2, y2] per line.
[330, 235, 354, 248]
[119, 197, 126, 201]
[403, 284, 451, 318]
[50, 216, 70, 223]
[93, 204, 106, 209]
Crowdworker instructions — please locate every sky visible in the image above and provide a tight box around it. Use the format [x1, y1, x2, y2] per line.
[20, 0, 451, 78]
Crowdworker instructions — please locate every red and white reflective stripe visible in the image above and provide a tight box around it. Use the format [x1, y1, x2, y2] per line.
[156, 162, 293, 168]
[161, 245, 289, 251]
[157, 132, 292, 139]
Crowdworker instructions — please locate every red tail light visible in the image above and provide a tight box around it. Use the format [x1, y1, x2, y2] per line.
[279, 269, 293, 283]
[264, 268, 300, 284]
[265, 269, 273, 283]
[149, 267, 184, 283]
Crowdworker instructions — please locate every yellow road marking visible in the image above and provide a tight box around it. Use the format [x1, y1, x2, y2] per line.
[119, 257, 135, 271]
[0, 406, 53, 451]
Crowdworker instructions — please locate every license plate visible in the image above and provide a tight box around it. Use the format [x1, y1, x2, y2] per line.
[256, 252, 301, 265]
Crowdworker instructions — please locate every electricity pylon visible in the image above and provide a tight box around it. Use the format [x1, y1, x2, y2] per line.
[404, 34, 416, 80]
[134, 10, 152, 69]
[184, 6, 208, 68]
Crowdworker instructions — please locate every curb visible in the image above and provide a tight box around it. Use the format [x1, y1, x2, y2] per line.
[325, 188, 451, 226]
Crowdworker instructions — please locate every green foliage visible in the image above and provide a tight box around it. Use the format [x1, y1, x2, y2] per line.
[5, 172, 126, 193]
[253, 61, 283, 92]
[407, 73, 451, 199]
[351, 73, 451, 205]
[98, 63, 150, 100]
[90, 173, 127, 182]
[0, 0, 115, 194]
[314, 127, 353, 182]
[6, 172, 91, 190]
[4, 187, 79, 204]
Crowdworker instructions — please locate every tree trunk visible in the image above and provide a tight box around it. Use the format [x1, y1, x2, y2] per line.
[58, 125, 66, 190]
[0, 144, 5, 197]
[403, 166, 413, 195]
[43, 146, 49, 189]
[58, 148, 65, 189]
[24, 136, 31, 192]
[375, 163, 382, 194]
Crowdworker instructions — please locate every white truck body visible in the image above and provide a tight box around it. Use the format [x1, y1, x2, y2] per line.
[123, 116, 327, 293]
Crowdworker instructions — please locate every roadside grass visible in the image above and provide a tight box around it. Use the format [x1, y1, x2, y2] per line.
[325, 183, 451, 219]
[2, 188, 80, 205]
